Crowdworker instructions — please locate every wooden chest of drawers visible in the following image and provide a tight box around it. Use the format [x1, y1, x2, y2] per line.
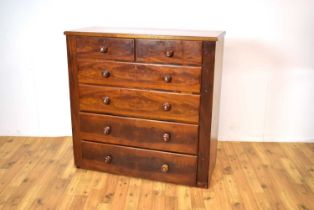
[64, 27, 225, 188]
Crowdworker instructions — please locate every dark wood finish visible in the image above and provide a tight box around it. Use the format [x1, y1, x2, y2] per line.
[66, 35, 82, 167]
[136, 39, 202, 65]
[78, 84, 200, 123]
[81, 140, 197, 185]
[64, 27, 226, 41]
[65, 28, 225, 188]
[76, 37, 134, 61]
[196, 40, 224, 188]
[79, 112, 199, 154]
[207, 38, 224, 185]
[77, 60, 201, 93]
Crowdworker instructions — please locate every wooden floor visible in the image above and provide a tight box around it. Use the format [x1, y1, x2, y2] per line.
[0, 137, 313, 210]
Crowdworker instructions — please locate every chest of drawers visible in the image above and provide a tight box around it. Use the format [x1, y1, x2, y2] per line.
[64, 27, 225, 188]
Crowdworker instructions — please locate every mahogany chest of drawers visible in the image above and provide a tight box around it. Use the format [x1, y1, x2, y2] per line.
[64, 27, 225, 188]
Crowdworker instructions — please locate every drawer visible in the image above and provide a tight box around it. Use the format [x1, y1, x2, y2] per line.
[79, 113, 199, 154]
[136, 39, 202, 65]
[79, 84, 200, 123]
[81, 141, 197, 185]
[77, 60, 201, 93]
[76, 37, 134, 61]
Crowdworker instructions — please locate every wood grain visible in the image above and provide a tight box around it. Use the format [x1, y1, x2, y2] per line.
[66, 29, 226, 188]
[79, 112, 199, 154]
[0, 137, 313, 210]
[136, 39, 202, 65]
[64, 27, 226, 41]
[78, 84, 200, 123]
[77, 60, 201, 93]
[208, 37, 224, 186]
[66, 35, 82, 167]
[80, 140, 197, 186]
[76, 37, 134, 61]
[196, 40, 223, 188]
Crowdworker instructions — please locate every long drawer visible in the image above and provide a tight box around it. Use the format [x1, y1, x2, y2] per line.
[77, 60, 201, 93]
[78, 84, 200, 123]
[79, 112, 199, 154]
[81, 140, 197, 185]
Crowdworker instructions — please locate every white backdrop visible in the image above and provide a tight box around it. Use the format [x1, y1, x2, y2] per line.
[0, 0, 313, 142]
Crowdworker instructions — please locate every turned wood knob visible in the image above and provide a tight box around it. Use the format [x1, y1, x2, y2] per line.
[100, 46, 108, 53]
[162, 102, 171, 111]
[103, 96, 110, 105]
[104, 126, 111, 135]
[102, 70, 110, 78]
[165, 50, 174, 57]
[161, 164, 169, 173]
[104, 155, 112, 163]
[163, 133, 171, 142]
[164, 75, 172, 83]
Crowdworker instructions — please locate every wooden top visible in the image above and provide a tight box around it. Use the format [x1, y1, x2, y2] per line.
[64, 27, 225, 41]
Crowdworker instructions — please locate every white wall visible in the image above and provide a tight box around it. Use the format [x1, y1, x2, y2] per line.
[0, 0, 313, 142]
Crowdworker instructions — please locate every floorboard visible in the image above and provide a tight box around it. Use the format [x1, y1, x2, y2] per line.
[0, 137, 313, 210]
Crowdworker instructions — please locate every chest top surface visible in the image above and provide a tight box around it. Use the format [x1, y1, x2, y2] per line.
[64, 27, 225, 41]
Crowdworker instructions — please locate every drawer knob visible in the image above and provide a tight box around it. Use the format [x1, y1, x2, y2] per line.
[163, 133, 171, 142]
[104, 126, 111, 135]
[103, 96, 110, 105]
[102, 70, 110, 78]
[164, 75, 172, 83]
[165, 50, 174, 57]
[100, 46, 108, 53]
[161, 164, 169, 173]
[162, 102, 171, 111]
[104, 155, 112, 164]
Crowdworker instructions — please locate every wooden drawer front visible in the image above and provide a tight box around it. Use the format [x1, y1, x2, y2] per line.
[76, 37, 134, 61]
[79, 113, 199, 154]
[136, 39, 202, 65]
[78, 61, 201, 93]
[81, 141, 197, 185]
[79, 85, 200, 123]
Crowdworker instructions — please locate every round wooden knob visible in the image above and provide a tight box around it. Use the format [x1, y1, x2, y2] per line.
[161, 164, 169, 173]
[164, 75, 172, 83]
[163, 133, 171, 142]
[165, 50, 174, 57]
[103, 96, 110, 105]
[162, 102, 171, 111]
[104, 126, 111, 135]
[104, 155, 112, 164]
[102, 70, 110, 78]
[100, 46, 108, 53]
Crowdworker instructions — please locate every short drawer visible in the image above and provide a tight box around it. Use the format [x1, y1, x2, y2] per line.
[81, 141, 197, 185]
[76, 37, 134, 61]
[136, 39, 202, 65]
[77, 60, 201, 93]
[79, 113, 199, 154]
[79, 84, 200, 123]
